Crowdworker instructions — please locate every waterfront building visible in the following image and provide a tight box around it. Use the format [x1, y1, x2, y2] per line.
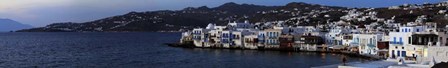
[257, 31, 267, 47]
[243, 34, 258, 49]
[265, 29, 282, 48]
[386, 46, 448, 68]
[377, 41, 390, 58]
[192, 28, 210, 47]
[388, 25, 448, 61]
[279, 34, 294, 48]
[409, 32, 447, 59]
[352, 34, 384, 55]
[342, 34, 353, 46]
[326, 26, 351, 46]
[221, 30, 233, 48]
[231, 31, 243, 47]
[295, 35, 325, 51]
[207, 30, 220, 47]
[180, 31, 193, 44]
[388, 33, 412, 58]
[388, 26, 425, 59]
[205, 23, 225, 47]
[231, 31, 252, 47]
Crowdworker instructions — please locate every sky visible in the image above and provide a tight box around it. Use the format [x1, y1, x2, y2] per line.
[0, 0, 443, 27]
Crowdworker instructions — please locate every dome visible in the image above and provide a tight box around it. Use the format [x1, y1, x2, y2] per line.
[205, 23, 215, 29]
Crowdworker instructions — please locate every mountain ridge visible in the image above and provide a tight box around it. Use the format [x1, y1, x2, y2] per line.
[0, 19, 33, 32]
[17, 2, 448, 32]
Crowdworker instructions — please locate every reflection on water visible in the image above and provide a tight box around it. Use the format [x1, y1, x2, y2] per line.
[183, 48, 363, 68]
[321, 53, 326, 63]
[0, 32, 366, 68]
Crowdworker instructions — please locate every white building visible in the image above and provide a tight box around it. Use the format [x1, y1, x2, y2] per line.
[265, 29, 282, 48]
[389, 26, 448, 60]
[342, 34, 353, 46]
[231, 31, 252, 47]
[326, 26, 352, 46]
[228, 21, 254, 30]
[352, 34, 384, 55]
[192, 28, 210, 47]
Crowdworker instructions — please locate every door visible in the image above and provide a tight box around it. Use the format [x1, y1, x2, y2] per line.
[391, 50, 395, 58]
[402, 51, 406, 57]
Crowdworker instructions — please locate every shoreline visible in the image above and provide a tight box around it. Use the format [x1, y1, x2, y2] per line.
[165, 43, 382, 61]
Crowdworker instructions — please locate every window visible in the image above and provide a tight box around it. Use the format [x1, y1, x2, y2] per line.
[394, 37, 397, 42]
[416, 29, 419, 32]
[399, 37, 402, 43]
[269, 32, 272, 37]
[409, 37, 411, 44]
[405, 28, 407, 32]
[407, 28, 409, 32]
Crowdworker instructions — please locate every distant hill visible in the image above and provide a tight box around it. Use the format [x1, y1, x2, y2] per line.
[17, 2, 448, 32]
[0, 19, 33, 32]
[17, 2, 342, 32]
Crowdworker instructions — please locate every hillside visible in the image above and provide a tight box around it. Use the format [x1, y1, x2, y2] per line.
[0, 19, 33, 32]
[17, 2, 448, 32]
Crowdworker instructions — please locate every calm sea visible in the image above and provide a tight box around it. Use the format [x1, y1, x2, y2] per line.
[0, 32, 364, 68]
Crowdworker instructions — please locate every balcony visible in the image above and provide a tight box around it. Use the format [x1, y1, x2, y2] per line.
[269, 36, 278, 39]
[367, 44, 375, 47]
[192, 32, 201, 35]
[389, 42, 403, 45]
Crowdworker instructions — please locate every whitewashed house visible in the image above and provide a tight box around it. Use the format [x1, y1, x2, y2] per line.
[192, 28, 210, 47]
[265, 29, 282, 48]
[221, 30, 233, 48]
[388, 26, 423, 59]
[389, 25, 448, 60]
[352, 34, 384, 55]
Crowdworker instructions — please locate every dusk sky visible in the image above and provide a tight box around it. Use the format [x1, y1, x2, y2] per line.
[0, 0, 442, 27]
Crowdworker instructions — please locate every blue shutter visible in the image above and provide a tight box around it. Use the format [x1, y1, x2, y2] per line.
[402, 51, 406, 57]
